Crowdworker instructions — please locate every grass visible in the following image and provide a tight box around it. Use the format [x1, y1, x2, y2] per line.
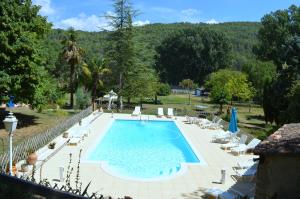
[105, 94, 278, 139]
[0, 107, 79, 154]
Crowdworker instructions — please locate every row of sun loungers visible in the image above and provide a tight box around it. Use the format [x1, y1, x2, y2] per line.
[186, 116, 224, 130]
[203, 135, 260, 198]
[217, 133, 261, 155]
[203, 159, 257, 198]
[65, 112, 101, 145]
[183, 113, 259, 198]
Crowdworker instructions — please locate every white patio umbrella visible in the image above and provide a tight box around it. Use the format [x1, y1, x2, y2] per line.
[106, 90, 118, 110]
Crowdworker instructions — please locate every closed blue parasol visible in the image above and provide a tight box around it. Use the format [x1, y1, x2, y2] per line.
[228, 107, 239, 134]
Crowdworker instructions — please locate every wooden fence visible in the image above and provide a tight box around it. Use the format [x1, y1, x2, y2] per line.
[0, 107, 93, 170]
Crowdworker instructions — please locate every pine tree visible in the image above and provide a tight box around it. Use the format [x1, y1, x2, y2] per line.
[105, 0, 136, 109]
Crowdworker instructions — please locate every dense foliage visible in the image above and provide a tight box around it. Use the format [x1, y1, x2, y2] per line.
[157, 83, 171, 96]
[155, 28, 231, 85]
[206, 69, 255, 113]
[75, 87, 91, 109]
[44, 22, 260, 75]
[255, 5, 300, 125]
[123, 66, 158, 107]
[241, 60, 276, 102]
[82, 58, 110, 110]
[0, 0, 52, 107]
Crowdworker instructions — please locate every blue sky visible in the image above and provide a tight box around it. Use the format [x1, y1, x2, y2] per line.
[33, 0, 299, 31]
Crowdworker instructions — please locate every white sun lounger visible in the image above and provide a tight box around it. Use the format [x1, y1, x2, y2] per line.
[203, 187, 246, 199]
[157, 107, 164, 117]
[197, 119, 211, 127]
[231, 138, 261, 155]
[167, 108, 174, 118]
[212, 130, 233, 143]
[186, 116, 198, 124]
[221, 134, 248, 150]
[210, 118, 224, 129]
[132, 106, 141, 116]
[200, 117, 223, 129]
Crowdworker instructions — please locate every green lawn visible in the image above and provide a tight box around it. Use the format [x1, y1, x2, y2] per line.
[105, 94, 277, 139]
[0, 107, 79, 154]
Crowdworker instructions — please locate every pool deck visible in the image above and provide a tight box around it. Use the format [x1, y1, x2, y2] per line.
[36, 113, 257, 199]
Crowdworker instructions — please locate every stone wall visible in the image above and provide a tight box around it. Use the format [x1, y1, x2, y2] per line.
[255, 156, 300, 199]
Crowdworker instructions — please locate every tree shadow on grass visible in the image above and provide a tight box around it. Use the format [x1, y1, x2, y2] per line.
[239, 122, 266, 129]
[0, 108, 39, 129]
[246, 115, 265, 121]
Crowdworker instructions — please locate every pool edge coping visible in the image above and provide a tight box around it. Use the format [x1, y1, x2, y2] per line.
[81, 116, 207, 182]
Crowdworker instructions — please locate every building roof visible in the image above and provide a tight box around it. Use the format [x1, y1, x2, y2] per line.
[254, 123, 300, 156]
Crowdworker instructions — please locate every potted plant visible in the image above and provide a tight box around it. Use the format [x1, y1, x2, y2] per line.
[63, 131, 69, 138]
[26, 149, 37, 165]
[21, 163, 29, 172]
[6, 160, 18, 175]
[48, 142, 56, 149]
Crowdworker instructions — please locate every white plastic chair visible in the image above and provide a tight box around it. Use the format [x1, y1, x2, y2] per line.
[132, 106, 141, 116]
[167, 108, 174, 118]
[157, 107, 164, 117]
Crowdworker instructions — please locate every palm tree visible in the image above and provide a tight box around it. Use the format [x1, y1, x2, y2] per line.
[61, 28, 84, 108]
[82, 58, 111, 111]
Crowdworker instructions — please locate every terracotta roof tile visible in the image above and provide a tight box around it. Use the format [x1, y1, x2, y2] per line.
[254, 123, 300, 155]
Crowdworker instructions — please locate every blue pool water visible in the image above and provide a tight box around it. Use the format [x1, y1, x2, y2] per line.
[87, 120, 200, 179]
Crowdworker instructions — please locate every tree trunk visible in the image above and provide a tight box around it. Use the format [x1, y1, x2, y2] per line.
[117, 72, 123, 112]
[154, 94, 158, 104]
[92, 79, 97, 111]
[70, 63, 75, 109]
[127, 97, 131, 104]
[140, 98, 143, 109]
[188, 91, 191, 105]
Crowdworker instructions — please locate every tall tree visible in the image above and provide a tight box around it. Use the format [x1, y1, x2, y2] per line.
[225, 73, 255, 105]
[242, 60, 276, 103]
[254, 5, 300, 70]
[155, 28, 231, 85]
[122, 66, 158, 108]
[82, 58, 111, 111]
[0, 0, 51, 104]
[255, 5, 300, 125]
[105, 0, 136, 107]
[206, 69, 255, 113]
[61, 28, 84, 108]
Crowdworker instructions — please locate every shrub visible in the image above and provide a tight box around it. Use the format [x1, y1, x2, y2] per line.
[157, 83, 171, 96]
[75, 87, 91, 109]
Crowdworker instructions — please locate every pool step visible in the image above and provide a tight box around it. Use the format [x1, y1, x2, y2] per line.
[159, 165, 181, 176]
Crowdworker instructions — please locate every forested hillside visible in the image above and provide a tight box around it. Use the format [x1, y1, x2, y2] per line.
[44, 22, 260, 73]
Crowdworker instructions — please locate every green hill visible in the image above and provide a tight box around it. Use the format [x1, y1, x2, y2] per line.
[43, 22, 261, 72]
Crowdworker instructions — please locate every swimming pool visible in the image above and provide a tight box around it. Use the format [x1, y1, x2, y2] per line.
[86, 120, 201, 180]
